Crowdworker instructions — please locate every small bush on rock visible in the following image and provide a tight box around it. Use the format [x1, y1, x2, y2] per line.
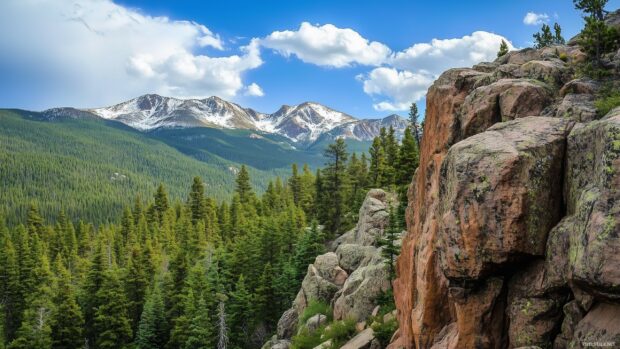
[595, 91, 620, 116]
[299, 300, 333, 325]
[371, 317, 399, 347]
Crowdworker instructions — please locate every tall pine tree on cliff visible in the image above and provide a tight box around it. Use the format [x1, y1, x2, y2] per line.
[322, 138, 349, 236]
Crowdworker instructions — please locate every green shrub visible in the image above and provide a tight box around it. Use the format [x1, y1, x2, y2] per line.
[595, 92, 620, 117]
[291, 327, 325, 349]
[299, 300, 333, 325]
[559, 52, 568, 62]
[291, 317, 357, 349]
[375, 289, 396, 316]
[371, 318, 399, 347]
[575, 61, 612, 80]
[324, 318, 357, 348]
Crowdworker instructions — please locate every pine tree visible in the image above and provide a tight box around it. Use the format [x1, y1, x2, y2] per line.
[383, 126, 399, 188]
[153, 184, 169, 226]
[554, 23, 566, 45]
[322, 139, 349, 236]
[292, 221, 324, 283]
[408, 103, 421, 145]
[228, 276, 252, 348]
[533, 23, 565, 48]
[94, 267, 133, 349]
[497, 39, 509, 57]
[136, 281, 167, 349]
[313, 169, 327, 223]
[0, 233, 21, 342]
[369, 137, 386, 188]
[25, 203, 44, 237]
[188, 177, 206, 224]
[82, 243, 106, 347]
[9, 254, 55, 349]
[273, 258, 297, 311]
[347, 153, 366, 214]
[574, 0, 618, 66]
[51, 258, 84, 349]
[235, 166, 254, 205]
[125, 245, 150, 334]
[254, 263, 277, 331]
[397, 126, 420, 187]
[378, 208, 401, 281]
[184, 295, 213, 349]
[288, 164, 302, 206]
[120, 207, 135, 246]
[298, 164, 316, 215]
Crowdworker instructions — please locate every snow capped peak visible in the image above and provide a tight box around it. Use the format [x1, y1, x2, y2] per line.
[86, 94, 406, 145]
[262, 101, 356, 142]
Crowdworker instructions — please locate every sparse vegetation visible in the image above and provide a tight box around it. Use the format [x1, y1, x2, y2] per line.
[574, 0, 620, 66]
[299, 301, 333, 325]
[290, 318, 357, 349]
[533, 23, 565, 48]
[595, 84, 620, 116]
[371, 317, 398, 347]
[497, 39, 509, 57]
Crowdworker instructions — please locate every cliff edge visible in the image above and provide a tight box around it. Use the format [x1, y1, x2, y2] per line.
[390, 39, 620, 348]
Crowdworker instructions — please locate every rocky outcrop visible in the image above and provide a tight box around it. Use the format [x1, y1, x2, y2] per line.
[390, 38, 620, 349]
[264, 189, 401, 348]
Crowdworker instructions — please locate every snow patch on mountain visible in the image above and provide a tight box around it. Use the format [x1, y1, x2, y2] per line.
[87, 94, 406, 144]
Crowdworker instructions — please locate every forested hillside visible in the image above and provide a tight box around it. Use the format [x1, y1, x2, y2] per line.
[0, 110, 320, 225]
[0, 122, 420, 349]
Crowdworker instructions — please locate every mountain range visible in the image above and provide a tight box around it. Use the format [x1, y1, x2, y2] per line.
[41, 94, 407, 147]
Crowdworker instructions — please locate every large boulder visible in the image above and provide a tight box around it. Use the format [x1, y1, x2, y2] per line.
[333, 189, 393, 247]
[341, 328, 376, 349]
[555, 93, 598, 122]
[303, 314, 328, 333]
[336, 244, 378, 272]
[277, 308, 298, 339]
[518, 59, 571, 86]
[333, 263, 391, 321]
[565, 109, 620, 301]
[505, 261, 568, 348]
[261, 336, 291, 349]
[559, 78, 600, 96]
[571, 303, 620, 348]
[438, 117, 573, 280]
[554, 300, 585, 347]
[294, 252, 348, 314]
[458, 79, 553, 139]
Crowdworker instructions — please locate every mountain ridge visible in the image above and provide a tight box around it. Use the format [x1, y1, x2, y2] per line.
[35, 94, 408, 146]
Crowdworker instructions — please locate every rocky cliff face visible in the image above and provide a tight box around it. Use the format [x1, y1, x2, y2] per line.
[390, 42, 620, 349]
[263, 189, 400, 349]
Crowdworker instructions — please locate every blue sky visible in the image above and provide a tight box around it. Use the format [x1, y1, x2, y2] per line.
[1, 0, 619, 118]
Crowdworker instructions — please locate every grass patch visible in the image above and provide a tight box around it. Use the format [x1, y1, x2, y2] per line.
[299, 300, 333, 325]
[323, 318, 357, 348]
[291, 327, 324, 349]
[371, 317, 399, 347]
[376, 289, 396, 316]
[595, 91, 620, 117]
[290, 318, 357, 349]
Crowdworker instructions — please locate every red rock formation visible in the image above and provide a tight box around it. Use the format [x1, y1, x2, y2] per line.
[390, 40, 620, 349]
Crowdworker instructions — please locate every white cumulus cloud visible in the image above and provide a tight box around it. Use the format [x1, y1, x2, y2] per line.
[361, 68, 434, 111]
[523, 12, 549, 25]
[0, 0, 263, 109]
[245, 83, 265, 97]
[261, 22, 391, 68]
[360, 31, 514, 111]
